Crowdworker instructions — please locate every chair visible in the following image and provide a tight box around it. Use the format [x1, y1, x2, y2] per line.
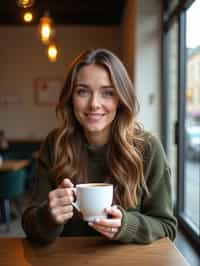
[0, 169, 26, 231]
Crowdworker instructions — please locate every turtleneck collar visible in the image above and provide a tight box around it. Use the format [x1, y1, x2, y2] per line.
[85, 142, 108, 161]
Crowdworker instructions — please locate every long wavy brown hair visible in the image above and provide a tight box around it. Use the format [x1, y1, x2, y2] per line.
[51, 48, 148, 209]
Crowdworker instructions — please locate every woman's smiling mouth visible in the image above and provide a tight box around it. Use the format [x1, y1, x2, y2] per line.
[85, 113, 105, 122]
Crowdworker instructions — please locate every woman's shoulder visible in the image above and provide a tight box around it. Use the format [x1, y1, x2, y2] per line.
[39, 128, 60, 156]
[38, 128, 60, 166]
[141, 131, 166, 158]
[43, 128, 60, 145]
[142, 130, 161, 143]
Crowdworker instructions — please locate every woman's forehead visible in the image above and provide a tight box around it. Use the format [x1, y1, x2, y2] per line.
[75, 64, 112, 84]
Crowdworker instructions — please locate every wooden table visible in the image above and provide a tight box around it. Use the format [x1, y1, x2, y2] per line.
[0, 237, 189, 266]
[0, 160, 29, 172]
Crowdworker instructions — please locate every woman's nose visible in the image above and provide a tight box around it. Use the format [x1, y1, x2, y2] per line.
[89, 94, 101, 109]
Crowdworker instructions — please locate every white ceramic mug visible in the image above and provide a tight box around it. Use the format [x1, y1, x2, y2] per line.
[72, 183, 113, 222]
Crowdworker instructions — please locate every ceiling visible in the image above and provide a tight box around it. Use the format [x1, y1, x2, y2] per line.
[0, 0, 126, 26]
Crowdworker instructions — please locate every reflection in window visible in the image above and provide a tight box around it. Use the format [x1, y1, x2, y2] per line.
[185, 0, 200, 234]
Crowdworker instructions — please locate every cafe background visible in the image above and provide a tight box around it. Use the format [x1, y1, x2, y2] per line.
[0, 0, 199, 265]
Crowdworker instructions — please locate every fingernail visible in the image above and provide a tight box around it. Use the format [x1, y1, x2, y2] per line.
[88, 222, 93, 226]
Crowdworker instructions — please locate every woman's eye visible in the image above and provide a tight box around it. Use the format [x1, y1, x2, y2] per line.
[76, 89, 89, 96]
[102, 90, 114, 97]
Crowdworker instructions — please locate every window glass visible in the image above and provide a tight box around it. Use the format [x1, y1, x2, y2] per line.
[184, 0, 200, 234]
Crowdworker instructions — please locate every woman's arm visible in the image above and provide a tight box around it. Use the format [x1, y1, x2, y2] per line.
[22, 131, 64, 244]
[114, 134, 177, 244]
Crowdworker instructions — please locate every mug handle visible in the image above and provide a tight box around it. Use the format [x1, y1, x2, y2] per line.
[71, 187, 80, 211]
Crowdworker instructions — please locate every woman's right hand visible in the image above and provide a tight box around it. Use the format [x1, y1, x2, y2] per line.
[48, 178, 74, 224]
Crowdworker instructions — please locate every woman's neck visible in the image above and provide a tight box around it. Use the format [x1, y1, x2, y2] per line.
[84, 130, 110, 147]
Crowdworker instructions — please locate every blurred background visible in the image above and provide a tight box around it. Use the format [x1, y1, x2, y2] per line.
[0, 1, 199, 265]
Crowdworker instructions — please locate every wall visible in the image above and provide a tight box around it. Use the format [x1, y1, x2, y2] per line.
[135, 0, 162, 135]
[120, 0, 136, 81]
[0, 26, 120, 140]
[0, 1, 162, 140]
[120, 0, 162, 135]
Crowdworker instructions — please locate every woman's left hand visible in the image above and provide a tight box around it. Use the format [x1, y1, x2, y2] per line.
[88, 205, 122, 239]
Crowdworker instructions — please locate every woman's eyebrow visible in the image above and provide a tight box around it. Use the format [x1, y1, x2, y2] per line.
[74, 84, 114, 89]
[101, 85, 114, 89]
[74, 83, 89, 88]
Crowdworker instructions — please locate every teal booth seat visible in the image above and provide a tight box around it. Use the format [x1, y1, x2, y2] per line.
[0, 168, 27, 231]
[2, 150, 38, 191]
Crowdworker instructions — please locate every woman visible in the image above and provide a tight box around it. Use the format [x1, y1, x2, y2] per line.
[22, 48, 177, 244]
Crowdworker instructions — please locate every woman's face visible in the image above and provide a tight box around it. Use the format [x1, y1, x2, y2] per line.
[72, 64, 119, 145]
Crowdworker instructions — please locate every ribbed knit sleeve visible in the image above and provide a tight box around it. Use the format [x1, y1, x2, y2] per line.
[114, 134, 177, 244]
[22, 130, 64, 243]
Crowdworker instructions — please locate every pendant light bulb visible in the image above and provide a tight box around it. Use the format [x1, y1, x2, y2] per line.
[39, 11, 55, 44]
[47, 41, 58, 62]
[17, 0, 35, 8]
[23, 11, 33, 22]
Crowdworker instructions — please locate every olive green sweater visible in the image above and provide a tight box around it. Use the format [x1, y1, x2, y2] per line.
[22, 130, 177, 244]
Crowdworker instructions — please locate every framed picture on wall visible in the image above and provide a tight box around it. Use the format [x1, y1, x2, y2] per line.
[34, 77, 63, 106]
